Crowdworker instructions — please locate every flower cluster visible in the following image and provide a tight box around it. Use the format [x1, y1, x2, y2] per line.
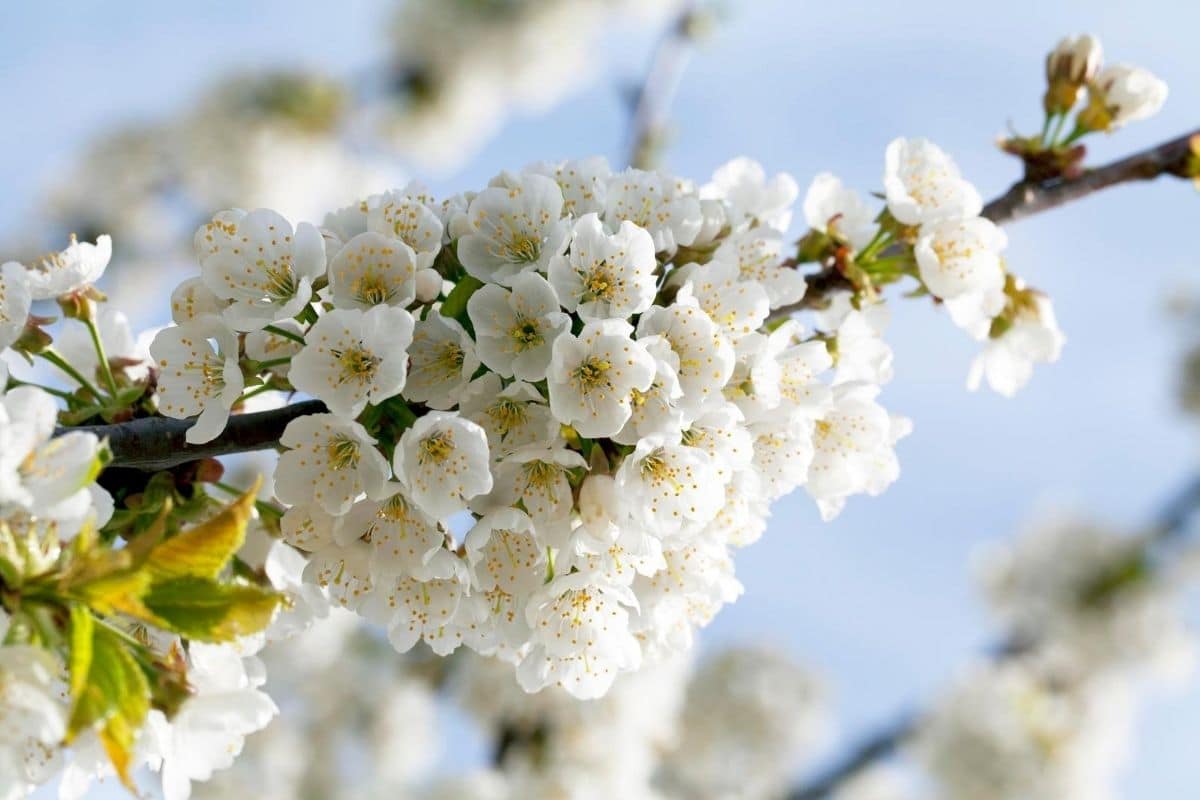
[804, 138, 1065, 396]
[145, 155, 924, 698]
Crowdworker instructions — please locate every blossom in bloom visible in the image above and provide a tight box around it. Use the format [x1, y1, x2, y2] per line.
[474, 442, 587, 546]
[636, 300, 735, 415]
[711, 228, 808, 309]
[802, 172, 878, 251]
[968, 291, 1065, 397]
[914, 662, 1134, 800]
[806, 383, 910, 521]
[143, 643, 278, 800]
[615, 435, 724, 540]
[53, 308, 144, 385]
[467, 271, 570, 381]
[303, 541, 374, 611]
[403, 313, 480, 409]
[0, 645, 66, 798]
[547, 213, 656, 321]
[366, 550, 471, 655]
[326, 231, 419, 309]
[1085, 64, 1168, 130]
[703, 157, 799, 232]
[547, 319, 655, 438]
[393, 411, 494, 520]
[170, 277, 226, 323]
[290, 306, 415, 418]
[194, 208, 326, 331]
[914, 217, 1007, 300]
[22, 234, 112, 299]
[459, 374, 559, 456]
[612, 334, 684, 445]
[518, 573, 642, 699]
[604, 168, 702, 254]
[461, 508, 547, 654]
[456, 173, 570, 285]
[337, 487, 448, 579]
[275, 414, 390, 515]
[150, 316, 245, 444]
[367, 185, 445, 270]
[0, 262, 32, 351]
[0, 386, 104, 521]
[526, 156, 611, 217]
[279, 503, 341, 551]
[883, 137, 982, 226]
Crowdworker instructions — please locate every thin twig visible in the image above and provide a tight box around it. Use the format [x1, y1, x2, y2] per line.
[786, 473, 1200, 799]
[625, 3, 702, 169]
[781, 128, 1200, 315]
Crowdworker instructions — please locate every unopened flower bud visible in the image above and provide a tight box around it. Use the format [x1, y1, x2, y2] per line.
[1077, 63, 1168, 133]
[414, 268, 442, 303]
[1043, 34, 1103, 115]
[57, 285, 105, 322]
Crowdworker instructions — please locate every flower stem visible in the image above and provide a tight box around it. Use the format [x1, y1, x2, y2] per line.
[238, 384, 276, 403]
[5, 377, 76, 403]
[38, 349, 105, 400]
[263, 324, 306, 345]
[255, 356, 292, 370]
[84, 317, 120, 398]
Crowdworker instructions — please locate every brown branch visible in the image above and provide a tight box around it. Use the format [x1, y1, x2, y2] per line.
[786, 473, 1200, 800]
[78, 129, 1197, 471]
[625, 2, 703, 170]
[71, 400, 325, 471]
[785, 128, 1199, 315]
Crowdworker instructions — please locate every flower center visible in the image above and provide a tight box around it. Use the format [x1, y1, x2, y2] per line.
[354, 271, 394, 306]
[509, 318, 543, 351]
[418, 430, 455, 464]
[260, 257, 297, 300]
[581, 262, 617, 302]
[573, 357, 611, 393]
[333, 346, 381, 386]
[504, 233, 542, 264]
[326, 436, 361, 471]
[486, 399, 528, 435]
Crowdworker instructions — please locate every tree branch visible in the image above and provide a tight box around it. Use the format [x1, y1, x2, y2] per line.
[78, 129, 1197, 471]
[785, 473, 1200, 800]
[625, 2, 702, 170]
[787, 128, 1200, 313]
[71, 400, 326, 471]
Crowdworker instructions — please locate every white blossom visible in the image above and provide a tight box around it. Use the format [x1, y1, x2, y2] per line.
[704, 157, 799, 232]
[467, 271, 569, 381]
[0, 262, 32, 352]
[290, 306, 415, 418]
[548, 213, 657, 320]
[456, 173, 569, 285]
[194, 208, 326, 331]
[1089, 64, 1168, 128]
[914, 217, 1007, 300]
[393, 411, 493, 520]
[803, 172, 878, 251]
[403, 313, 479, 409]
[23, 234, 112, 300]
[275, 414, 390, 515]
[326, 231, 419, 309]
[968, 291, 1065, 397]
[150, 316, 244, 444]
[547, 319, 655, 438]
[883, 137, 982, 226]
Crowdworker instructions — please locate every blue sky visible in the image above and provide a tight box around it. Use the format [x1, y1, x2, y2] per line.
[4, 0, 1200, 796]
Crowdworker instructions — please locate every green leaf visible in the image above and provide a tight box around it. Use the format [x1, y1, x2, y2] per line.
[67, 621, 151, 789]
[145, 480, 260, 581]
[439, 274, 483, 320]
[67, 605, 94, 702]
[144, 576, 281, 642]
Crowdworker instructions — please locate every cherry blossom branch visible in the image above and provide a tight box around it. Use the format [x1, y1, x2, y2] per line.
[785, 473, 1200, 800]
[625, 2, 703, 169]
[70, 400, 326, 471]
[77, 128, 1198, 471]
[783, 127, 1200, 314]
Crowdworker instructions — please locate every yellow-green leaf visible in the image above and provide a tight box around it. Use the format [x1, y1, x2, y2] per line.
[67, 605, 93, 702]
[145, 478, 260, 581]
[67, 624, 150, 748]
[144, 576, 281, 642]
